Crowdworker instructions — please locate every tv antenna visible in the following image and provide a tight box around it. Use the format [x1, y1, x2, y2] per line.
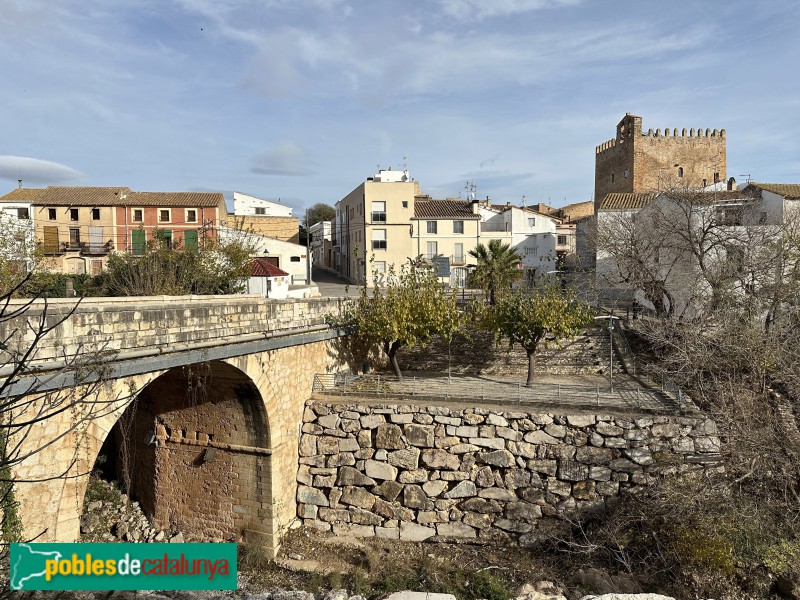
[521, 195, 526, 208]
[739, 174, 752, 183]
[465, 180, 477, 201]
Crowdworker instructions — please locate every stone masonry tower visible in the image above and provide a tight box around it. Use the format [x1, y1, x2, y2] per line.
[594, 114, 727, 208]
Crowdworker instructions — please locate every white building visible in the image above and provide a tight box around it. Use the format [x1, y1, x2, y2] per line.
[479, 203, 558, 282]
[218, 227, 309, 284]
[309, 221, 332, 269]
[0, 200, 36, 273]
[233, 192, 293, 217]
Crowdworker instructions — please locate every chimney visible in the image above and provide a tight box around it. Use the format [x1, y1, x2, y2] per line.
[727, 176, 736, 191]
[470, 199, 480, 215]
[18, 179, 22, 189]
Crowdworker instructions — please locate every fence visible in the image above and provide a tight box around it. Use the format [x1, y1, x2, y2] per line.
[312, 372, 690, 414]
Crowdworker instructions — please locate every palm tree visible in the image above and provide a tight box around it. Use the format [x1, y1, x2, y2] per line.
[468, 239, 523, 304]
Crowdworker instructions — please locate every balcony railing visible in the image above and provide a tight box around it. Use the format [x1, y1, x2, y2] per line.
[451, 254, 466, 265]
[480, 222, 509, 232]
[59, 241, 114, 255]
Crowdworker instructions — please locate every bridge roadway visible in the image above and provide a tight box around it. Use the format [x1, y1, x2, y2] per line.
[2, 294, 350, 555]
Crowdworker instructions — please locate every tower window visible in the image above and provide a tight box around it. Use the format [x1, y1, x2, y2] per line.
[678, 167, 684, 178]
[611, 173, 615, 183]
[624, 169, 629, 179]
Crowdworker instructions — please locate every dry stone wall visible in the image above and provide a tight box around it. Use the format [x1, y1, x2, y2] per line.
[296, 402, 722, 544]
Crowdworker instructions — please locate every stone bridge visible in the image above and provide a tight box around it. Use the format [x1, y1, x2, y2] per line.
[2, 294, 353, 556]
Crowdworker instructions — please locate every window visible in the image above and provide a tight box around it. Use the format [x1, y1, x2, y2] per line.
[557, 235, 568, 245]
[678, 167, 684, 178]
[48, 208, 56, 220]
[92, 208, 100, 220]
[426, 241, 438, 259]
[402, 201, 408, 208]
[525, 247, 538, 255]
[70, 208, 79, 221]
[91, 260, 103, 276]
[290, 256, 301, 262]
[16, 207, 29, 219]
[186, 209, 197, 223]
[255, 207, 266, 215]
[454, 243, 464, 264]
[373, 261, 386, 274]
[184, 230, 198, 251]
[624, 169, 629, 178]
[159, 209, 171, 223]
[43, 226, 59, 253]
[426, 221, 437, 234]
[453, 220, 464, 234]
[372, 229, 387, 250]
[528, 217, 536, 227]
[69, 227, 81, 247]
[371, 201, 386, 222]
[131, 230, 146, 255]
[132, 208, 143, 222]
[156, 229, 173, 249]
[611, 173, 615, 183]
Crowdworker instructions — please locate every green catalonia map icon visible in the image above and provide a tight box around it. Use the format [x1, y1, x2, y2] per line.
[10, 544, 64, 591]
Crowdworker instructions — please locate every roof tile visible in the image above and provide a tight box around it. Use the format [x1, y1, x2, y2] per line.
[414, 200, 480, 219]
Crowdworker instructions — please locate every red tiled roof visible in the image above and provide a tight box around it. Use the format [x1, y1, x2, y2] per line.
[748, 183, 800, 200]
[0, 186, 224, 208]
[250, 258, 289, 277]
[598, 193, 657, 211]
[414, 200, 480, 219]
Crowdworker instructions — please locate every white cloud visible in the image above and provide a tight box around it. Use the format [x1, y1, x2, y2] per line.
[437, 0, 582, 20]
[0, 156, 84, 186]
[250, 142, 314, 176]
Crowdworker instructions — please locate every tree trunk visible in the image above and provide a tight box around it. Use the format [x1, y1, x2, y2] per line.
[526, 349, 536, 387]
[385, 340, 404, 380]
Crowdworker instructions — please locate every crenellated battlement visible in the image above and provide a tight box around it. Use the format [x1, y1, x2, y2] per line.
[597, 126, 726, 155]
[643, 127, 726, 138]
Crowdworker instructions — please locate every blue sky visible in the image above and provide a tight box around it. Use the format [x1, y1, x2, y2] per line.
[1, 0, 799, 213]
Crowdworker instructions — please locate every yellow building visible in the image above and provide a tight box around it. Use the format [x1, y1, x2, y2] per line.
[333, 168, 420, 283]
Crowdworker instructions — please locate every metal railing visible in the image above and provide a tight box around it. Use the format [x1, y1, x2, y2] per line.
[312, 372, 689, 414]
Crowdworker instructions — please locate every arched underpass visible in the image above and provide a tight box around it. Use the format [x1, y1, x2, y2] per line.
[96, 361, 272, 542]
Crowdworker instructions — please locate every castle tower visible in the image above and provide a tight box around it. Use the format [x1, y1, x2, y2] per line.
[594, 114, 727, 207]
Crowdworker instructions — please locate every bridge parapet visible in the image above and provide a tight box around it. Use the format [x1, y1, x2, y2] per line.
[1, 294, 349, 366]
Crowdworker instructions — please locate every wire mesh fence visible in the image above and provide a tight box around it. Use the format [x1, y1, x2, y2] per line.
[312, 372, 690, 414]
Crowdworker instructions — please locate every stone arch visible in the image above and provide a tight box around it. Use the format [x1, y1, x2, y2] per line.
[93, 361, 273, 544]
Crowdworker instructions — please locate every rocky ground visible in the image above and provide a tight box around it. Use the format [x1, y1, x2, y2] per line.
[0, 477, 692, 600]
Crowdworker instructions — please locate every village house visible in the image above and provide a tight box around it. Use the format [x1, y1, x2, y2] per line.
[0, 185, 226, 275]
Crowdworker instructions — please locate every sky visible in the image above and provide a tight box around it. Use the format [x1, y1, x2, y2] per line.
[1, 0, 799, 214]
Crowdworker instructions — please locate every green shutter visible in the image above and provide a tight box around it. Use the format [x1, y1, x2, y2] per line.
[184, 230, 198, 251]
[132, 230, 146, 255]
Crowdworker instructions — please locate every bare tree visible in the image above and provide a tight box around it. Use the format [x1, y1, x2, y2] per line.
[0, 276, 129, 551]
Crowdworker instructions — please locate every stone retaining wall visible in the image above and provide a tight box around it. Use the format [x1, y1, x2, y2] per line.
[296, 402, 722, 544]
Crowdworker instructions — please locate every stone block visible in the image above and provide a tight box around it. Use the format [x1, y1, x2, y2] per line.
[388, 448, 420, 470]
[399, 522, 436, 541]
[436, 522, 477, 538]
[373, 480, 404, 502]
[524, 431, 559, 444]
[479, 488, 518, 502]
[421, 449, 460, 470]
[443, 481, 477, 499]
[566, 415, 596, 427]
[403, 484, 433, 510]
[375, 424, 405, 449]
[478, 449, 515, 467]
[340, 486, 376, 509]
[405, 424, 435, 447]
[365, 460, 398, 481]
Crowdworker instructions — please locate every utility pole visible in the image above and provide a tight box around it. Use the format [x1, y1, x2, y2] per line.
[306, 209, 313, 286]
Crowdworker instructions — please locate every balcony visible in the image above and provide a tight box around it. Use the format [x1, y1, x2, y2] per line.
[451, 254, 466, 265]
[480, 222, 509, 233]
[59, 241, 114, 255]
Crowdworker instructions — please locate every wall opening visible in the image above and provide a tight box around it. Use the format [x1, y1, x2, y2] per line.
[93, 361, 271, 542]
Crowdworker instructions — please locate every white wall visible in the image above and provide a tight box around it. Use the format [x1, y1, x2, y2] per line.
[219, 228, 309, 284]
[233, 192, 293, 217]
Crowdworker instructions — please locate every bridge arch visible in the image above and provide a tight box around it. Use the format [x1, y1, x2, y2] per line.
[95, 360, 274, 543]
